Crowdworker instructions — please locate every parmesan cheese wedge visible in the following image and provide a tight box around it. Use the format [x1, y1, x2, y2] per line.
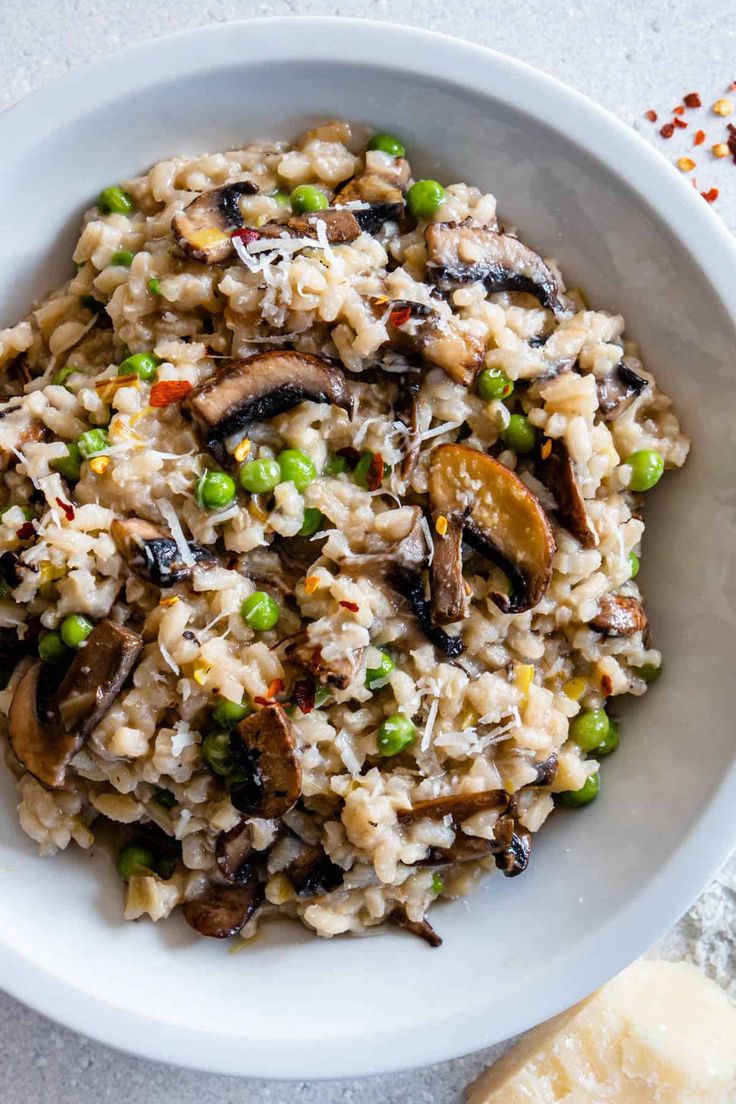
[467, 961, 736, 1104]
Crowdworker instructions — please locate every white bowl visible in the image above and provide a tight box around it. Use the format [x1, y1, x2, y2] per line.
[1, 17, 735, 1082]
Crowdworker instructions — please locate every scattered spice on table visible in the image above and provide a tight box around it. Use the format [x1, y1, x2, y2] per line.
[660, 122, 675, 139]
[694, 129, 706, 146]
[684, 92, 702, 108]
[642, 83, 736, 202]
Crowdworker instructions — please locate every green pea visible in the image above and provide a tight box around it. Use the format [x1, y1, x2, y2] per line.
[278, 449, 317, 492]
[365, 649, 395, 690]
[324, 453, 349, 476]
[628, 551, 640, 579]
[477, 368, 514, 402]
[633, 661, 662, 683]
[98, 186, 136, 215]
[290, 185, 329, 214]
[569, 708, 610, 753]
[596, 718, 619, 757]
[298, 508, 324, 537]
[147, 278, 161, 296]
[558, 772, 600, 808]
[314, 685, 332, 707]
[52, 442, 82, 482]
[116, 843, 156, 880]
[153, 787, 177, 809]
[80, 294, 106, 314]
[77, 428, 109, 459]
[195, 470, 237, 510]
[212, 697, 252, 729]
[377, 713, 416, 756]
[110, 250, 134, 268]
[239, 457, 281, 494]
[367, 133, 406, 158]
[271, 189, 291, 206]
[60, 613, 94, 649]
[353, 450, 379, 489]
[241, 591, 280, 632]
[626, 449, 664, 492]
[51, 365, 78, 388]
[431, 872, 444, 895]
[201, 732, 247, 782]
[38, 630, 69, 664]
[407, 179, 445, 220]
[118, 352, 159, 381]
[502, 413, 536, 454]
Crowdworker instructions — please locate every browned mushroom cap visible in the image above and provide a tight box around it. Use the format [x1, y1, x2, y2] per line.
[425, 222, 568, 316]
[391, 907, 443, 948]
[334, 156, 410, 232]
[596, 362, 649, 420]
[183, 351, 353, 460]
[257, 208, 362, 244]
[398, 788, 510, 826]
[112, 517, 217, 587]
[386, 300, 485, 387]
[428, 444, 555, 620]
[286, 639, 366, 691]
[590, 593, 648, 637]
[183, 870, 263, 939]
[172, 181, 259, 264]
[537, 438, 597, 549]
[229, 704, 301, 818]
[8, 620, 142, 789]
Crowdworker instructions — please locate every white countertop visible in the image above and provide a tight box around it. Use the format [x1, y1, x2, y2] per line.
[0, 2, 735, 1100]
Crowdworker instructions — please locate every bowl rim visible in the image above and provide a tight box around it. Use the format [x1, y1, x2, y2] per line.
[1, 14, 736, 1081]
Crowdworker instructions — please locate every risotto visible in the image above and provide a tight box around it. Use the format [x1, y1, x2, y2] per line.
[0, 121, 689, 945]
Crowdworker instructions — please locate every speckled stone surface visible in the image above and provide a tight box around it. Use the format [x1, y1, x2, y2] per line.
[0, 2, 734, 1101]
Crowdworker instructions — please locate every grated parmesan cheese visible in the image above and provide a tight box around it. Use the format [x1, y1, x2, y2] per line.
[157, 500, 195, 566]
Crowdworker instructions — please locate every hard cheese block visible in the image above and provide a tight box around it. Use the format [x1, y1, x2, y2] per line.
[467, 961, 736, 1104]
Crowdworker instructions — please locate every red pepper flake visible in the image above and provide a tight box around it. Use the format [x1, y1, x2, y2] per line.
[254, 696, 271, 707]
[365, 451, 384, 491]
[600, 674, 614, 698]
[339, 600, 360, 613]
[16, 521, 35, 540]
[673, 105, 685, 116]
[389, 305, 412, 328]
[694, 129, 706, 146]
[731, 82, 736, 92]
[673, 117, 688, 130]
[644, 109, 658, 122]
[701, 187, 720, 204]
[55, 497, 75, 522]
[728, 123, 736, 162]
[336, 446, 361, 468]
[231, 227, 261, 246]
[293, 679, 316, 715]
[683, 92, 702, 108]
[660, 122, 676, 139]
[149, 380, 193, 408]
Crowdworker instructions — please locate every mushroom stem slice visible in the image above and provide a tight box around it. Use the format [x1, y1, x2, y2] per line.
[182, 873, 263, 939]
[258, 208, 362, 244]
[590, 594, 648, 637]
[172, 180, 258, 264]
[334, 156, 410, 231]
[183, 351, 353, 460]
[286, 639, 366, 691]
[215, 821, 257, 885]
[429, 513, 468, 625]
[229, 704, 301, 819]
[537, 438, 597, 549]
[386, 300, 485, 387]
[392, 907, 443, 948]
[111, 517, 217, 587]
[389, 567, 465, 658]
[492, 813, 532, 878]
[398, 788, 510, 826]
[428, 444, 555, 616]
[425, 222, 568, 316]
[596, 361, 649, 420]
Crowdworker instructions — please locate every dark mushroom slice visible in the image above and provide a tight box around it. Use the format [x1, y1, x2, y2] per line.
[391, 907, 442, 948]
[423, 835, 495, 864]
[590, 593, 648, 637]
[385, 300, 485, 387]
[537, 438, 597, 549]
[283, 843, 343, 898]
[229, 704, 301, 818]
[428, 444, 555, 620]
[532, 752, 558, 787]
[215, 821, 257, 884]
[182, 870, 263, 939]
[425, 222, 568, 316]
[112, 517, 217, 587]
[286, 639, 366, 691]
[341, 505, 429, 573]
[334, 156, 410, 233]
[596, 361, 649, 420]
[183, 350, 353, 462]
[257, 208, 362, 245]
[393, 368, 423, 480]
[398, 788, 510, 827]
[389, 567, 464, 658]
[8, 620, 142, 789]
[172, 181, 259, 264]
[491, 813, 532, 878]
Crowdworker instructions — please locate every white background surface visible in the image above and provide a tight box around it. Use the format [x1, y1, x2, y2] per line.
[1, 2, 735, 1101]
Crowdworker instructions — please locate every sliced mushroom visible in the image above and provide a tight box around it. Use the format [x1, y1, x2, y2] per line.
[258, 208, 362, 245]
[229, 704, 301, 818]
[215, 821, 257, 884]
[424, 835, 495, 864]
[428, 444, 555, 619]
[393, 368, 423, 480]
[283, 843, 343, 898]
[8, 620, 142, 789]
[491, 813, 532, 878]
[532, 752, 558, 787]
[172, 180, 259, 264]
[389, 567, 464, 658]
[425, 222, 568, 316]
[340, 505, 429, 572]
[286, 639, 366, 691]
[182, 871, 263, 938]
[334, 155, 410, 232]
[596, 361, 649, 420]
[183, 350, 353, 461]
[112, 517, 217, 587]
[392, 907, 443, 948]
[590, 593, 648, 637]
[398, 788, 510, 826]
[386, 300, 485, 387]
[537, 438, 597, 549]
